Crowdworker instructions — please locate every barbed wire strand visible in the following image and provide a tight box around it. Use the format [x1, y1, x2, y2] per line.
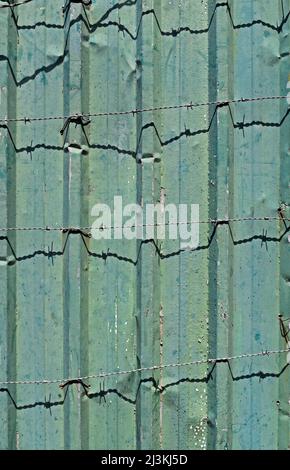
[0, 95, 289, 124]
[1, 347, 289, 386]
[0, 216, 288, 233]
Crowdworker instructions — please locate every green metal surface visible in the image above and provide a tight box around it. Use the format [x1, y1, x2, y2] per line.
[0, 0, 289, 450]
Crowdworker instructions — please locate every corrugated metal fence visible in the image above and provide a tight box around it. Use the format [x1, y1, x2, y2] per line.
[0, 0, 289, 450]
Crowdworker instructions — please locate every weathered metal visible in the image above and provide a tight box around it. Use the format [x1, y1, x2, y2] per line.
[0, 0, 289, 450]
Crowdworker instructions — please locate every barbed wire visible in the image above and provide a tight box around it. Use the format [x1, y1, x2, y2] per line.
[0, 347, 288, 386]
[0, 216, 288, 233]
[0, 95, 288, 125]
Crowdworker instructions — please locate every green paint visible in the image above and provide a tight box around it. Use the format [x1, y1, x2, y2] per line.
[0, 0, 289, 450]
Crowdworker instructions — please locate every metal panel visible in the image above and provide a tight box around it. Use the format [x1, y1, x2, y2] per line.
[0, 0, 289, 450]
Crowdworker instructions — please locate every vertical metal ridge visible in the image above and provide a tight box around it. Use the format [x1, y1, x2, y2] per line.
[79, 4, 90, 450]
[135, 0, 143, 451]
[278, 0, 290, 450]
[207, 0, 218, 451]
[6, 6, 18, 451]
[0, 0, 289, 450]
